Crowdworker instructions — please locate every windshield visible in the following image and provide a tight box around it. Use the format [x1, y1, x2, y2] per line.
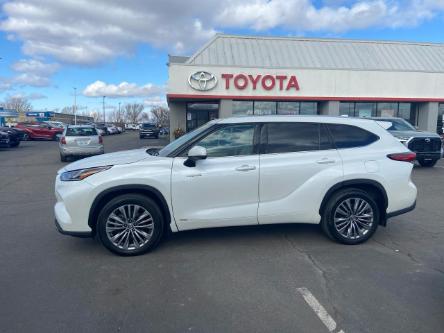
[157, 122, 216, 157]
[142, 124, 156, 129]
[379, 118, 416, 131]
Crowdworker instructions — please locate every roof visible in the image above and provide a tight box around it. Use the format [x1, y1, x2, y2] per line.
[218, 114, 378, 125]
[182, 34, 444, 73]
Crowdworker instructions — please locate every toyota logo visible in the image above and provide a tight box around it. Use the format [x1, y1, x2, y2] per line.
[188, 71, 217, 91]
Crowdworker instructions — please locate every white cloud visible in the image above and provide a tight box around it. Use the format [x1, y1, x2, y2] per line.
[8, 92, 47, 100]
[1, 0, 443, 65]
[143, 96, 167, 108]
[11, 59, 59, 75]
[83, 80, 164, 98]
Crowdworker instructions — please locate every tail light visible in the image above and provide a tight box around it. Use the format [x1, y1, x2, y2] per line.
[99, 136, 103, 144]
[60, 136, 66, 145]
[387, 152, 416, 162]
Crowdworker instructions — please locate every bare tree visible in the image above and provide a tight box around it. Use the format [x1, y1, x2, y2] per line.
[124, 103, 144, 124]
[61, 106, 75, 114]
[150, 106, 169, 127]
[1, 96, 32, 113]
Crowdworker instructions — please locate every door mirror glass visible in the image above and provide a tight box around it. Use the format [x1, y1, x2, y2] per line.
[184, 146, 207, 167]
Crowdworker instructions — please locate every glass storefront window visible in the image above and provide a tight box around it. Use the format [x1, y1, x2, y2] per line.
[254, 101, 277, 115]
[377, 103, 397, 117]
[355, 103, 376, 118]
[186, 102, 219, 132]
[232, 101, 254, 116]
[339, 102, 354, 117]
[277, 102, 300, 115]
[438, 103, 444, 135]
[300, 102, 317, 115]
[398, 103, 413, 124]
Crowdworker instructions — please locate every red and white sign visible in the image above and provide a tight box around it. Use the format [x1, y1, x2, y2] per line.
[221, 74, 300, 91]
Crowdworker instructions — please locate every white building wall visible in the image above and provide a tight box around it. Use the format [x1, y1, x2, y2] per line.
[168, 64, 444, 101]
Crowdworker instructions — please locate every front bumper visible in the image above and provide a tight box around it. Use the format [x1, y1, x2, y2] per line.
[54, 218, 92, 238]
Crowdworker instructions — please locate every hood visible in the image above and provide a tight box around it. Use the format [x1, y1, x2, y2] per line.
[62, 148, 151, 172]
[389, 130, 441, 139]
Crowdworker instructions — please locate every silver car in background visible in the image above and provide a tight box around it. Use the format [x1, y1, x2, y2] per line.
[59, 125, 104, 162]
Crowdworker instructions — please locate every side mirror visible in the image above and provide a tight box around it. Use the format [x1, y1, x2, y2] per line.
[184, 146, 207, 167]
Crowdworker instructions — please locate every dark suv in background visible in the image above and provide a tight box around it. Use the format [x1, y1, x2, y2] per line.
[139, 123, 159, 139]
[372, 117, 442, 167]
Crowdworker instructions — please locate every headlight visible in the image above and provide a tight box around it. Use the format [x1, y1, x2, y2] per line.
[60, 166, 112, 181]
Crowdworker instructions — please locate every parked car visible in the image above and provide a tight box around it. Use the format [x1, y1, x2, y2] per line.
[55, 116, 417, 256]
[59, 125, 104, 162]
[0, 128, 21, 148]
[0, 126, 27, 142]
[44, 121, 66, 129]
[95, 123, 109, 135]
[16, 122, 64, 141]
[107, 125, 119, 135]
[139, 123, 159, 139]
[371, 117, 442, 167]
[159, 127, 170, 136]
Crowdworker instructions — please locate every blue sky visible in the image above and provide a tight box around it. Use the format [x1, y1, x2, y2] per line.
[1, 0, 444, 116]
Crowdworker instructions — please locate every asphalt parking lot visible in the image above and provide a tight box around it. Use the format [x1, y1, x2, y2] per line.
[1, 131, 443, 333]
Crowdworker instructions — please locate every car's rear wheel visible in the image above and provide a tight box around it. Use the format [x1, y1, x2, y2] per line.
[97, 194, 164, 256]
[418, 159, 438, 167]
[321, 188, 379, 244]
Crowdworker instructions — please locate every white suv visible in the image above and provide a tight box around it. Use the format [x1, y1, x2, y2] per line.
[54, 116, 417, 256]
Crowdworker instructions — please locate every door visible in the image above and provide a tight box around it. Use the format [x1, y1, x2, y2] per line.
[172, 124, 260, 231]
[258, 122, 343, 224]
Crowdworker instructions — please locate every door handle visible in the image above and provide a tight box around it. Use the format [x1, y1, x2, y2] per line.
[186, 173, 202, 178]
[316, 158, 335, 165]
[235, 165, 256, 171]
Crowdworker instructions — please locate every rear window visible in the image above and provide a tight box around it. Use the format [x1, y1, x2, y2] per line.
[66, 127, 98, 136]
[327, 124, 379, 148]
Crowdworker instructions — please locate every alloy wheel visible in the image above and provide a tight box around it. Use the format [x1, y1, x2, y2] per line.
[105, 204, 154, 250]
[333, 197, 374, 240]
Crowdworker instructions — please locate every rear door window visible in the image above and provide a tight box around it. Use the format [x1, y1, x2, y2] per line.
[264, 122, 333, 154]
[327, 124, 379, 148]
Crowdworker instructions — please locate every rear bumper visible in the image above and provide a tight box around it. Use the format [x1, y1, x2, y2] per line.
[60, 146, 104, 156]
[415, 152, 441, 160]
[387, 200, 416, 219]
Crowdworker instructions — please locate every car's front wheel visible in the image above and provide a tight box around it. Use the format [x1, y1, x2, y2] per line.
[97, 194, 164, 256]
[418, 159, 438, 167]
[321, 188, 379, 245]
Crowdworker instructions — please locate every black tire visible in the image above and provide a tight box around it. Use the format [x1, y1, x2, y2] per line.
[418, 159, 438, 167]
[60, 154, 68, 162]
[9, 141, 20, 148]
[321, 188, 379, 245]
[97, 194, 164, 256]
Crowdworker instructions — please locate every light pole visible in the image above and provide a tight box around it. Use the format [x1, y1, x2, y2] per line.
[102, 96, 106, 123]
[118, 102, 121, 123]
[73, 87, 77, 125]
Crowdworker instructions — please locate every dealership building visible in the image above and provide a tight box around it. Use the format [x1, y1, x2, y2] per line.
[167, 34, 444, 139]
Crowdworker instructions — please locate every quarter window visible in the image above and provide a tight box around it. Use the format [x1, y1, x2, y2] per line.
[194, 124, 256, 157]
[327, 124, 379, 148]
[265, 123, 323, 154]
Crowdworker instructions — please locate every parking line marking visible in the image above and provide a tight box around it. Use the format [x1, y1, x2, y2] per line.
[297, 287, 344, 333]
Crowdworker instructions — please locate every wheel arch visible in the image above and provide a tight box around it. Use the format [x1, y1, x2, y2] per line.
[319, 179, 388, 226]
[88, 185, 173, 236]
